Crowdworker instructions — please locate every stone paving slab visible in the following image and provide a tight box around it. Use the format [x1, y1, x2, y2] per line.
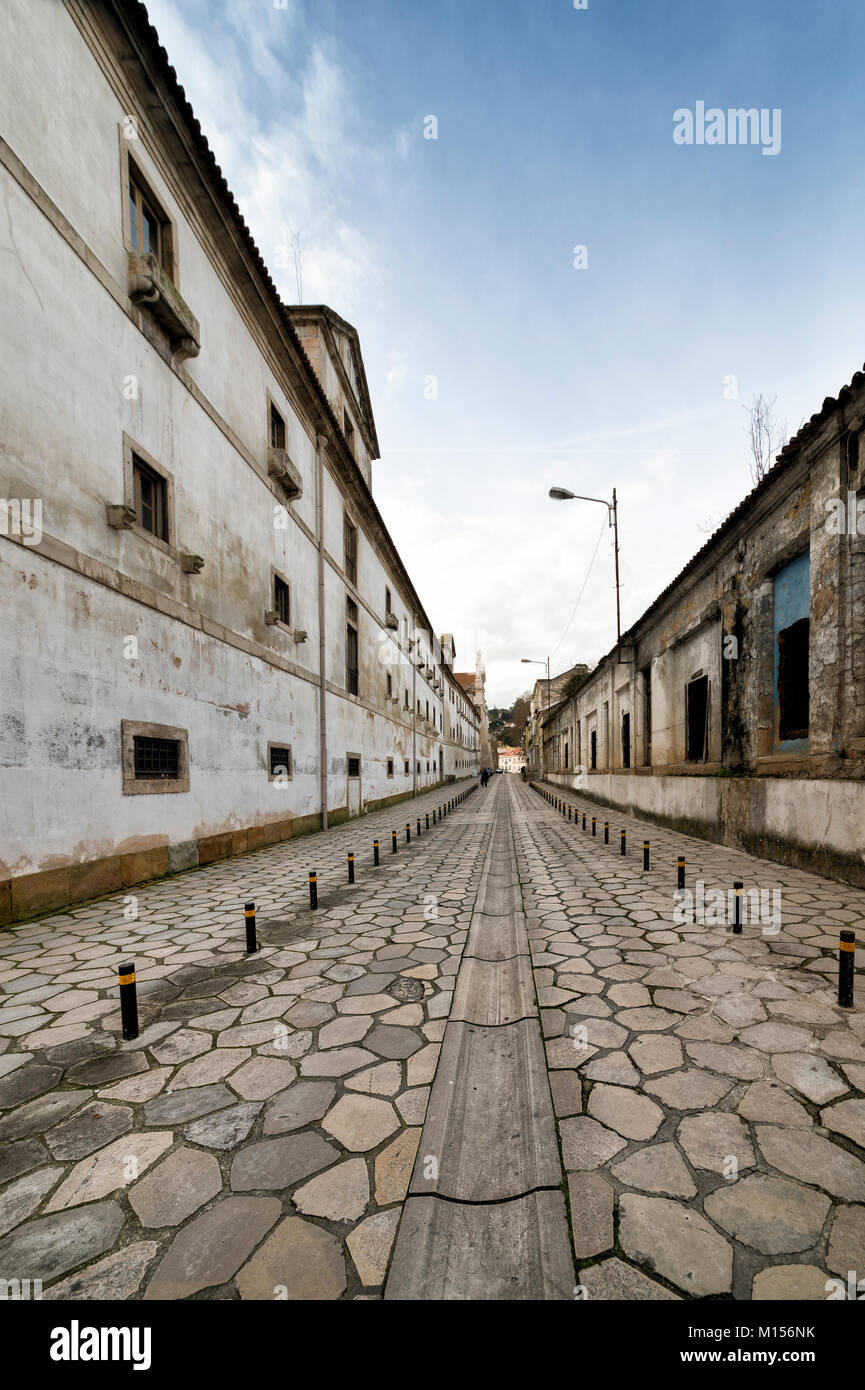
[408, 1018, 562, 1201]
[450, 955, 537, 1025]
[384, 1191, 574, 1300]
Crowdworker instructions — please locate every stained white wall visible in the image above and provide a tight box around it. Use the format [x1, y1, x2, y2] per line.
[0, 0, 478, 881]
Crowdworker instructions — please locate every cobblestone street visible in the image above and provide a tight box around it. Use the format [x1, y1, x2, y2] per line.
[0, 777, 863, 1300]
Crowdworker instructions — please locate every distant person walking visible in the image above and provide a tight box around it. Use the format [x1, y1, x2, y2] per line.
[480, 767, 490, 787]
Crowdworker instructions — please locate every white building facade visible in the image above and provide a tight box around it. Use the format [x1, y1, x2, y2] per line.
[0, 0, 479, 923]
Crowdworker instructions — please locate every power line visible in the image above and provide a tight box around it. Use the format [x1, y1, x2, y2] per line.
[550, 513, 608, 661]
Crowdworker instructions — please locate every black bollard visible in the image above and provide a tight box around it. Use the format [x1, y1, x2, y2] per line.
[348, 853, 355, 885]
[620, 829, 626, 856]
[839, 931, 855, 1008]
[118, 961, 139, 1041]
[417, 817, 422, 838]
[582, 813, 586, 831]
[392, 830, 398, 854]
[732, 881, 742, 934]
[406, 823, 411, 843]
[677, 857, 685, 891]
[244, 900, 257, 955]
[373, 840, 380, 867]
[643, 840, 650, 871]
[309, 871, 318, 910]
[592, 817, 596, 836]
[604, 822, 609, 845]
[426, 813, 430, 830]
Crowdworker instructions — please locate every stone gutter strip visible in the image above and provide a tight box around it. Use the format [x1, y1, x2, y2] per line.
[385, 781, 575, 1299]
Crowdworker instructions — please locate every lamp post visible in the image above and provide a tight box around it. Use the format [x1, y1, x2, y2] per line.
[549, 486, 621, 658]
[521, 657, 550, 777]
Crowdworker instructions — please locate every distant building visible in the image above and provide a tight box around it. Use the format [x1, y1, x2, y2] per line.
[455, 653, 495, 766]
[497, 746, 527, 774]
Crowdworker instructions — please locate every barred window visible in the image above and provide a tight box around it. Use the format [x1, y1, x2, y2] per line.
[134, 736, 179, 780]
[269, 746, 292, 777]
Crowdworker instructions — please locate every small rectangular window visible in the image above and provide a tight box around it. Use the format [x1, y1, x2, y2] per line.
[346, 603, 359, 696]
[777, 619, 810, 741]
[386, 672, 393, 697]
[274, 574, 291, 626]
[387, 758, 394, 778]
[404, 689, 409, 709]
[404, 759, 410, 775]
[128, 170, 167, 270]
[132, 454, 168, 541]
[270, 401, 286, 452]
[344, 515, 357, 584]
[269, 745, 292, 778]
[686, 676, 709, 762]
[348, 756, 361, 778]
[134, 735, 179, 780]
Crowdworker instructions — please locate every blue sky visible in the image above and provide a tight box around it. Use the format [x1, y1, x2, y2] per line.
[146, 0, 865, 705]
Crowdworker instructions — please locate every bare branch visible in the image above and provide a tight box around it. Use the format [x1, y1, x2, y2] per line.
[744, 392, 788, 486]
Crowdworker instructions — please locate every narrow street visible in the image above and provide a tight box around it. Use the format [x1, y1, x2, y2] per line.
[1, 778, 862, 1300]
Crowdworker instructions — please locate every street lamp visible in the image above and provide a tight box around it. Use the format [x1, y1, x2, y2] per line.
[522, 656, 550, 777]
[549, 486, 622, 657]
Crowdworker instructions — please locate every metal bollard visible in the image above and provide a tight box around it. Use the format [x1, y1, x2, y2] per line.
[839, 931, 855, 1008]
[643, 840, 650, 871]
[426, 813, 430, 830]
[406, 823, 411, 843]
[309, 871, 318, 910]
[592, 817, 596, 836]
[373, 840, 380, 866]
[348, 853, 355, 885]
[604, 822, 609, 845]
[732, 881, 742, 934]
[677, 857, 685, 891]
[118, 961, 139, 1041]
[620, 829, 626, 856]
[582, 813, 586, 831]
[432, 809, 436, 825]
[392, 830, 398, 854]
[417, 817, 422, 838]
[244, 900, 257, 954]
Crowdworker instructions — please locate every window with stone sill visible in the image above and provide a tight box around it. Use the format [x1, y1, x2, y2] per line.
[128, 167, 172, 276]
[122, 720, 189, 795]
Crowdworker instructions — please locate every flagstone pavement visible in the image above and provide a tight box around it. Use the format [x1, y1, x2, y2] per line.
[0, 774, 863, 1300]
